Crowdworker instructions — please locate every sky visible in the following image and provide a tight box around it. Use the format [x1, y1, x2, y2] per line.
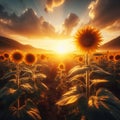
[0, 0, 120, 52]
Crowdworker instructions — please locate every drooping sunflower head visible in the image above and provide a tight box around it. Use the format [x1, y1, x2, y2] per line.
[75, 26, 102, 53]
[24, 53, 36, 65]
[11, 50, 23, 64]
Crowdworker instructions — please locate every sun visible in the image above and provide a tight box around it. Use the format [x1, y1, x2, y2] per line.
[54, 40, 75, 54]
[55, 44, 68, 54]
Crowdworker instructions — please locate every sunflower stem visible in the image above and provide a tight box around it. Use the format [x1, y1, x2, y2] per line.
[85, 53, 90, 98]
[32, 66, 37, 91]
[16, 64, 20, 116]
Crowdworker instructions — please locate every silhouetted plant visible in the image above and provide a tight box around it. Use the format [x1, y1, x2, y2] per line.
[0, 51, 48, 120]
[56, 26, 120, 120]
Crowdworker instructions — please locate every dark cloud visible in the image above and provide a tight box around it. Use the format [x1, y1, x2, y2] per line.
[45, 0, 65, 12]
[0, 4, 57, 38]
[106, 20, 120, 31]
[88, 0, 120, 29]
[0, 4, 80, 39]
[0, 4, 9, 19]
[62, 13, 80, 35]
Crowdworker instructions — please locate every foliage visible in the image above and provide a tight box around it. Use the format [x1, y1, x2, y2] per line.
[0, 61, 48, 120]
[0, 51, 120, 120]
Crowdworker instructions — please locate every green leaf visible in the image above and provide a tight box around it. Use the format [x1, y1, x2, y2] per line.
[20, 83, 34, 94]
[63, 85, 85, 97]
[90, 69, 112, 80]
[90, 79, 109, 88]
[87, 88, 120, 120]
[56, 94, 81, 106]
[20, 77, 34, 85]
[5, 79, 17, 89]
[7, 99, 42, 120]
[0, 71, 16, 81]
[36, 82, 48, 91]
[67, 75, 86, 87]
[68, 66, 90, 78]
[0, 87, 22, 108]
[35, 73, 47, 80]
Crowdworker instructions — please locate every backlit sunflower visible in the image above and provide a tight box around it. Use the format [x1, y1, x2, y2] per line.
[11, 50, 23, 64]
[78, 55, 85, 64]
[74, 26, 102, 53]
[24, 53, 36, 65]
[79, 56, 83, 62]
[103, 55, 107, 60]
[92, 55, 100, 64]
[58, 63, 65, 71]
[94, 56, 99, 63]
[108, 55, 114, 61]
[4, 53, 9, 59]
[41, 54, 46, 60]
[115, 54, 120, 61]
[0, 55, 5, 62]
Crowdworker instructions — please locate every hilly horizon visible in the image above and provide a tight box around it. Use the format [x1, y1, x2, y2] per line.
[100, 36, 120, 51]
[0, 35, 120, 53]
[0, 36, 49, 53]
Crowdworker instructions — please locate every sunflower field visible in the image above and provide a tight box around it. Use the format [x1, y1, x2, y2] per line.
[0, 26, 120, 120]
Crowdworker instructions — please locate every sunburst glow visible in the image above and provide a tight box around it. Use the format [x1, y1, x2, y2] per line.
[54, 40, 75, 54]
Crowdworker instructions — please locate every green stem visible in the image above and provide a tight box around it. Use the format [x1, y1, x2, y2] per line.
[16, 64, 20, 116]
[32, 66, 37, 90]
[85, 53, 90, 98]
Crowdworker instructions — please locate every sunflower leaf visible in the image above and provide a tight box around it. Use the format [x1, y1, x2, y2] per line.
[88, 88, 120, 120]
[0, 71, 16, 81]
[20, 83, 34, 94]
[68, 66, 91, 78]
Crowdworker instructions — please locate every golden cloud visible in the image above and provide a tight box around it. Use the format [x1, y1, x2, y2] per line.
[45, 0, 65, 12]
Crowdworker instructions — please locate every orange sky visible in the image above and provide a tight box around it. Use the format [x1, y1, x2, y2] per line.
[0, 0, 119, 52]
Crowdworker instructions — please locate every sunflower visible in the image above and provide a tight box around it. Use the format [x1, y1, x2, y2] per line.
[103, 55, 107, 60]
[78, 55, 85, 64]
[4, 53, 9, 59]
[24, 53, 36, 65]
[115, 54, 120, 61]
[74, 26, 102, 53]
[58, 63, 65, 70]
[0, 55, 5, 62]
[92, 55, 100, 64]
[108, 55, 114, 61]
[11, 50, 23, 64]
[79, 56, 83, 62]
[41, 54, 46, 60]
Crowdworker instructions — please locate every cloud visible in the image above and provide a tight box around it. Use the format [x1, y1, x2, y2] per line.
[0, 4, 9, 19]
[45, 0, 65, 12]
[88, 0, 120, 29]
[0, 4, 57, 38]
[0, 4, 80, 39]
[106, 19, 120, 31]
[62, 13, 80, 35]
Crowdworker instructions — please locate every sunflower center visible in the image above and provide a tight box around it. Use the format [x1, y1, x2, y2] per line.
[79, 57, 83, 62]
[13, 53, 22, 60]
[0, 56, 4, 61]
[4, 53, 9, 58]
[115, 55, 120, 60]
[81, 34, 95, 47]
[109, 55, 114, 60]
[25, 54, 36, 64]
